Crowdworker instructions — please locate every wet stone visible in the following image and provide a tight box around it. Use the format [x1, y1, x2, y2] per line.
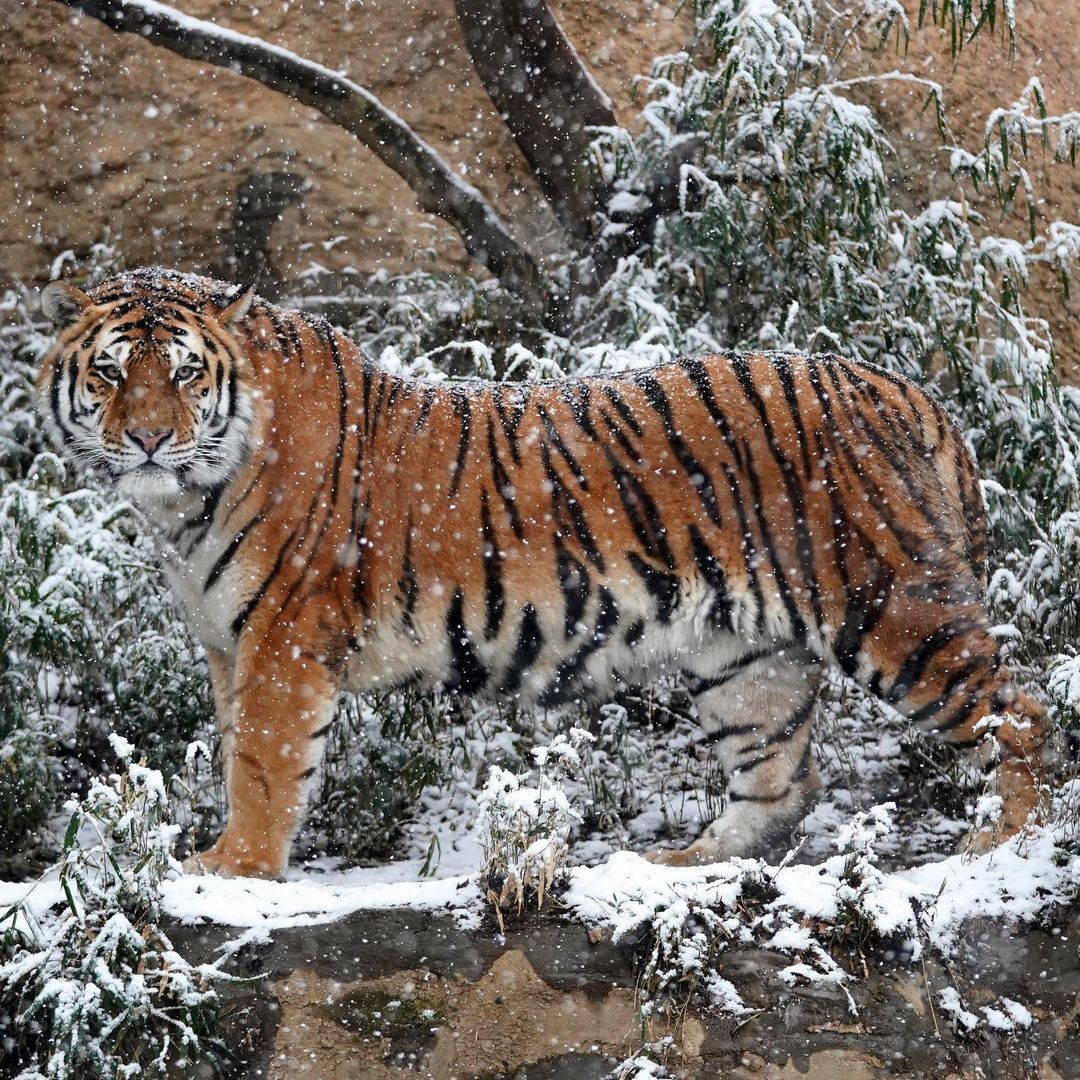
[170, 908, 1080, 1079]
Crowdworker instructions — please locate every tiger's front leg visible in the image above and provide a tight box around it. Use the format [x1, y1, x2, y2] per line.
[192, 632, 336, 879]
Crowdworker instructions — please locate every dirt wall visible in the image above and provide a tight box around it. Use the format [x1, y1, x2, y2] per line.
[1, 1, 1077, 364]
[0, 0, 686, 287]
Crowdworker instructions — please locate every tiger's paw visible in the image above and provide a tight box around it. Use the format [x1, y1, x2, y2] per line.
[644, 842, 715, 867]
[183, 838, 284, 880]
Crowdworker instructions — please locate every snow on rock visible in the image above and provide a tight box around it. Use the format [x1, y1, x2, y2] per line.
[564, 817, 1078, 956]
[162, 867, 482, 929]
[0, 861, 484, 933]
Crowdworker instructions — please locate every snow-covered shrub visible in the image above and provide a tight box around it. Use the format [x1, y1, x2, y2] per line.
[476, 728, 593, 923]
[589, 805, 911, 1018]
[577, 702, 649, 831]
[0, 737, 227, 1078]
[0, 450, 215, 858]
[0, 286, 216, 866]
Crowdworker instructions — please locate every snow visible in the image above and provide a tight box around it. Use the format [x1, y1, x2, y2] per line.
[564, 811, 1079, 956]
[0, 860, 483, 933]
[162, 865, 482, 929]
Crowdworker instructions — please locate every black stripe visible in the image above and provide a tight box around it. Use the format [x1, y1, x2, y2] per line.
[833, 562, 895, 678]
[399, 514, 420, 638]
[361, 366, 373, 434]
[754, 695, 815, 750]
[627, 551, 679, 623]
[910, 660, 995, 728]
[721, 460, 767, 634]
[540, 587, 619, 707]
[731, 358, 816, 634]
[230, 525, 301, 634]
[66, 355, 79, 419]
[540, 441, 604, 572]
[499, 604, 544, 695]
[555, 539, 591, 638]
[183, 480, 228, 553]
[415, 385, 436, 432]
[682, 359, 767, 629]
[600, 444, 675, 568]
[733, 749, 781, 775]
[444, 588, 487, 693]
[487, 418, 525, 541]
[701, 721, 759, 744]
[931, 687, 988, 736]
[205, 510, 265, 590]
[493, 386, 526, 466]
[568, 383, 600, 443]
[886, 617, 979, 704]
[638, 373, 722, 527]
[596, 406, 643, 463]
[450, 394, 471, 497]
[623, 619, 645, 646]
[370, 372, 390, 439]
[727, 787, 791, 804]
[480, 491, 505, 640]
[687, 524, 734, 632]
[351, 491, 373, 616]
[775, 360, 814, 477]
[806, 358, 926, 562]
[601, 385, 644, 437]
[537, 403, 589, 490]
[684, 644, 783, 698]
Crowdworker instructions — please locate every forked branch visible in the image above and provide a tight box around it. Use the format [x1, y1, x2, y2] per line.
[52, 0, 552, 314]
[455, 0, 617, 244]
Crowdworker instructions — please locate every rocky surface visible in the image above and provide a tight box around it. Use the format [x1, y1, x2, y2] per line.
[172, 904, 1079, 1079]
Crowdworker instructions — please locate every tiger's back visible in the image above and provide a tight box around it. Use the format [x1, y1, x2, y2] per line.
[38, 270, 1047, 877]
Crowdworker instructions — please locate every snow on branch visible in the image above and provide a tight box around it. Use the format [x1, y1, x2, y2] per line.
[52, 0, 551, 314]
[455, 0, 617, 244]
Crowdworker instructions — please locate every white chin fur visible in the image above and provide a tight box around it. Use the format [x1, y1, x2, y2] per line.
[117, 466, 184, 502]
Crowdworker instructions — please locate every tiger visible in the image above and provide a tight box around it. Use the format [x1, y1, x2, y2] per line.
[37, 268, 1049, 879]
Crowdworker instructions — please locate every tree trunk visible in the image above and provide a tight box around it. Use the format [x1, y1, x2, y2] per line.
[455, 0, 617, 247]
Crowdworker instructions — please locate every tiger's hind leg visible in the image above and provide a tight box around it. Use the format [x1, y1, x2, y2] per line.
[650, 645, 823, 866]
[860, 607, 1050, 848]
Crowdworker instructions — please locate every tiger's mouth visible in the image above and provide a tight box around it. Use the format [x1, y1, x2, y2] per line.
[116, 460, 185, 501]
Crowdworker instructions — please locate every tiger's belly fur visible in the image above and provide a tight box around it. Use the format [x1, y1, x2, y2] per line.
[345, 573, 773, 708]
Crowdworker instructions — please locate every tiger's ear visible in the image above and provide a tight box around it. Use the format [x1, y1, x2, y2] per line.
[41, 280, 93, 328]
[216, 284, 256, 327]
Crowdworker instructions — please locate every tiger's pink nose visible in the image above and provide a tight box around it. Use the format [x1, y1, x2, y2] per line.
[127, 427, 173, 454]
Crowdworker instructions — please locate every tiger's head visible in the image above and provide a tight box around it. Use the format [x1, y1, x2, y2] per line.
[37, 270, 257, 502]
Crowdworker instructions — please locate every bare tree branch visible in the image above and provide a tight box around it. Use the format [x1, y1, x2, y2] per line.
[51, 0, 552, 315]
[455, 0, 617, 245]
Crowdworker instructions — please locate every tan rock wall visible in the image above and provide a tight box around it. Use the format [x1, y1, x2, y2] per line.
[0, 0, 686, 286]
[842, 0, 1080, 374]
